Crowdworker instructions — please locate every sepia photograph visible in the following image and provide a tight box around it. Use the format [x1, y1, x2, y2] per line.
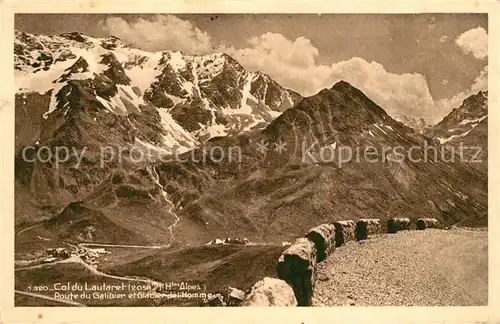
[9, 11, 490, 309]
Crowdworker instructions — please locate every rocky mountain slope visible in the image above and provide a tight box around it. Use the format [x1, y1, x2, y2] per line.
[14, 30, 301, 224]
[15, 30, 301, 149]
[156, 81, 486, 242]
[425, 91, 488, 173]
[426, 91, 487, 144]
[15, 31, 487, 247]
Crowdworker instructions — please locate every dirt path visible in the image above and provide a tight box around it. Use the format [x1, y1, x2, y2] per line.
[19, 255, 164, 287]
[15, 255, 164, 304]
[313, 228, 488, 306]
[15, 255, 80, 272]
[67, 256, 164, 287]
[15, 290, 86, 307]
[78, 243, 164, 249]
[16, 223, 41, 236]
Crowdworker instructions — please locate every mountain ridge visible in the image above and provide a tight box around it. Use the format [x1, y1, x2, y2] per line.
[14, 30, 488, 246]
[424, 90, 488, 173]
[15, 29, 302, 147]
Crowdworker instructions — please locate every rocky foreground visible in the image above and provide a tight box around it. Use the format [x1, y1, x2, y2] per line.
[313, 228, 488, 306]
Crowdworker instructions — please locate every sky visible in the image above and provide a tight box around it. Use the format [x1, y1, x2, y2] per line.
[15, 14, 488, 124]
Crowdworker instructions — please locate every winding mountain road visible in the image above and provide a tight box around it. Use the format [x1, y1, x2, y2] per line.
[15, 290, 86, 307]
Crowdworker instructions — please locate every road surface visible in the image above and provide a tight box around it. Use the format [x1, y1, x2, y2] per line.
[313, 228, 488, 306]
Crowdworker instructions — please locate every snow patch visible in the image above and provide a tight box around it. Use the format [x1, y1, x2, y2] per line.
[374, 124, 388, 135]
[16, 58, 77, 93]
[134, 137, 170, 157]
[238, 72, 253, 115]
[268, 110, 282, 119]
[165, 93, 185, 106]
[459, 115, 487, 125]
[68, 71, 94, 80]
[117, 84, 144, 109]
[69, 46, 108, 74]
[438, 129, 473, 144]
[168, 52, 187, 70]
[157, 108, 197, 152]
[95, 94, 127, 115]
[126, 62, 161, 94]
[42, 82, 68, 119]
[199, 123, 228, 139]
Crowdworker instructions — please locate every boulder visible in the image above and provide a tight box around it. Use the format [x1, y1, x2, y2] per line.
[241, 277, 297, 306]
[356, 218, 381, 241]
[204, 293, 226, 307]
[224, 286, 246, 306]
[276, 238, 316, 306]
[305, 223, 335, 262]
[416, 218, 439, 230]
[333, 220, 356, 247]
[387, 217, 411, 233]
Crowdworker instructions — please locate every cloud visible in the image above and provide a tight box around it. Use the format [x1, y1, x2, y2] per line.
[98, 15, 213, 54]
[442, 80, 449, 85]
[471, 65, 488, 93]
[227, 32, 488, 124]
[223, 33, 332, 96]
[225, 33, 437, 121]
[97, 15, 486, 125]
[327, 58, 437, 120]
[439, 35, 448, 43]
[434, 65, 487, 123]
[455, 27, 488, 59]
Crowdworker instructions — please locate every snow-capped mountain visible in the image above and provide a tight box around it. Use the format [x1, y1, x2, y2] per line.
[394, 115, 428, 133]
[426, 91, 487, 145]
[14, 31, 487, 239]
[14, 30, 301, 222]
[15, 31, 302, 151]
[425, 91, 487, 172]
[143, 52, 302, 140]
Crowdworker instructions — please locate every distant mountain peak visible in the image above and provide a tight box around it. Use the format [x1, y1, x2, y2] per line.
[331, 80, 355, 90]
[324, 80, 390, 119]
[462, 90, 488, 110]
[60, 31, 89, 42]
[100, 35, 126, 50]
[263, 79, 411, 145]
[394, 115, 428, 133]
[426, 91, 487, 152]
